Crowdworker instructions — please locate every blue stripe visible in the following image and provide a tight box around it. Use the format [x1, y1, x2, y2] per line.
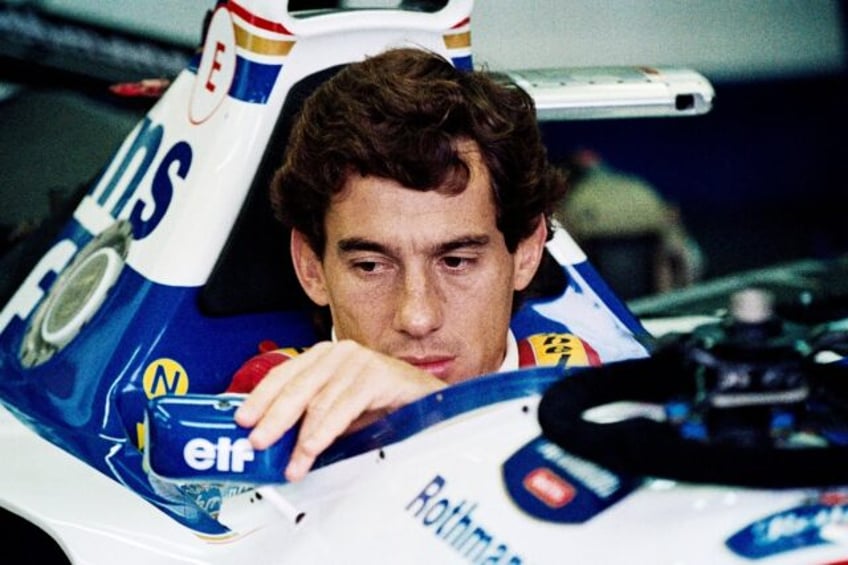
[229, 56, 281, 104]
[452, 55, 473, 71]
[570, 260, 653, 344]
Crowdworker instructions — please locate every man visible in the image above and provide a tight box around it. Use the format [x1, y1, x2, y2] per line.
[556, 148, 704, 298]
[230, 47, 599, 482]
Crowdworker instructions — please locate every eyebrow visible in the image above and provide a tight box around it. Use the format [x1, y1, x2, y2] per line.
[337, 235, 491, 257]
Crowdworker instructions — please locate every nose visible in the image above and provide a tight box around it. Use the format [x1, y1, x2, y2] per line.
[393, 267, 444, 338]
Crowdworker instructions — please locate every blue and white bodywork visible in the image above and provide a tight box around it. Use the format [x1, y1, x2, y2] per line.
[5, 2, 837, 564]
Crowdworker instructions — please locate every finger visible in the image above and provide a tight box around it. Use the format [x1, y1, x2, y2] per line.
[291, 348, 446, 455]
[234, 341, 333, 428]
[283, 343, 376, 480]
[285, 346, 442, 481]
[245, 342, 356, 449]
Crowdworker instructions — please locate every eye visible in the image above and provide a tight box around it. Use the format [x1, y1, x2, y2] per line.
[353, 260, 379, 273]
[442, 255, 474, 270]
[349, 256, 395, 276]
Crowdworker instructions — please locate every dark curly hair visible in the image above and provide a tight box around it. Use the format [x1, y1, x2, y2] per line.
[271, 47, 567, 257]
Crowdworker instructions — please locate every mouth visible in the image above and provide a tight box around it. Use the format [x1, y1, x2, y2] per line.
[400, 356, 455, 380]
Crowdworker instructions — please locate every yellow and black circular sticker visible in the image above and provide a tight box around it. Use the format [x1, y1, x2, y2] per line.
[142, 357, 190, 399]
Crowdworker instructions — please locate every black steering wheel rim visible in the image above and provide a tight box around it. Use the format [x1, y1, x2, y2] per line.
[538, 346, 848, 489]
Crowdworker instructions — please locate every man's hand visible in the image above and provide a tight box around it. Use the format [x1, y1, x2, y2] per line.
[233, 340, 446, 482]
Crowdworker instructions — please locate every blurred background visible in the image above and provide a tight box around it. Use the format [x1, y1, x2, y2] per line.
[1, 0, 845, 299]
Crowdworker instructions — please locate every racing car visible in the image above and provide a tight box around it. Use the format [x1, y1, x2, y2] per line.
[4, 0, 847, 563]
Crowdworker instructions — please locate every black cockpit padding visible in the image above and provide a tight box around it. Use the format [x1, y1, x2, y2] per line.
[199, 65, 346, 316]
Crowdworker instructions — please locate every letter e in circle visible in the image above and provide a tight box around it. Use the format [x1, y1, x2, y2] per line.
[189, 6, 236, 124]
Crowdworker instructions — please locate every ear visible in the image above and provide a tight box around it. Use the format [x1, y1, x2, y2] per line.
[290, 229, 330, 306]
[512, 215, 548, 292]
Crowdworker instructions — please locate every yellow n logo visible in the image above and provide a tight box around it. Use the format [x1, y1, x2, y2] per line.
[142, 358, 189, 399]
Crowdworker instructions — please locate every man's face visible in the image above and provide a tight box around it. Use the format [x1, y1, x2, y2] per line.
[292, 141, 545, 385]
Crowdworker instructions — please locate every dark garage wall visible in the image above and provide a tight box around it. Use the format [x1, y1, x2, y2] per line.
[542, 72, 848, 280]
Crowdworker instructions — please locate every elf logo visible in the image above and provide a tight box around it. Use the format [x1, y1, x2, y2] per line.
[184, 437, 255, 472]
